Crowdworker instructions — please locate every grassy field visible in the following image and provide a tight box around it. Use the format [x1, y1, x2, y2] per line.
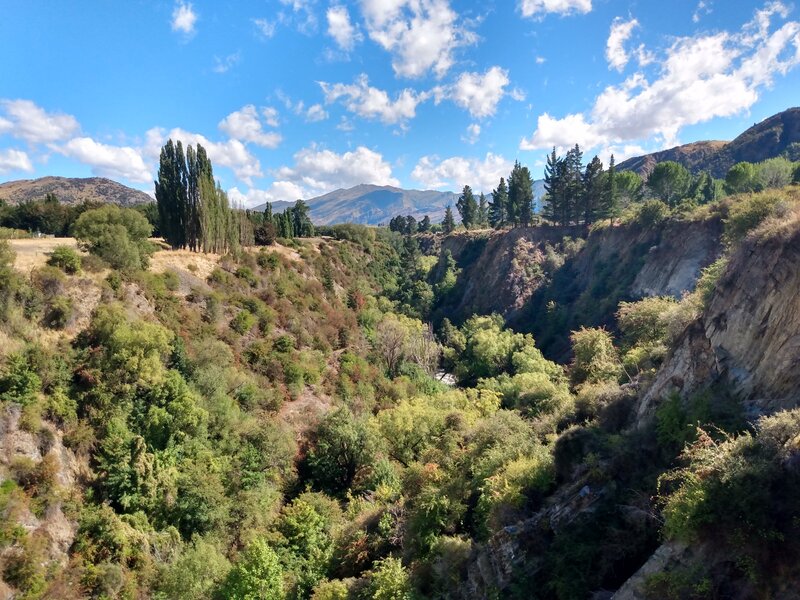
[8, 237, 80, 272]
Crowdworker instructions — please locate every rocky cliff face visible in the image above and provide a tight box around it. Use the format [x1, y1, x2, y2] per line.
[638, 210, 800, 421]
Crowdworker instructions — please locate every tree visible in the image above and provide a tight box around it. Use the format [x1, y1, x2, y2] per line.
[456, 185, 478, 229]
[442, 205, 456, 234]
[564, 145, 585, 223]
[580, 155, 604, 224]
[478, 192, 489, 227]
[508, 161, 534, 227]
[616, 170, 644, 208]
[725, 162, 760, 195]
[72, 205, 154, 270]
[219, 538, 285, 600]
[489, 178, 508, 228]
[757, 157, 794, 189]
[688, 171, 718, 204]
[542, 148, 563, 225]
[291, 200, 314, 237]
[569, 327, 621, 387]
[418, 215, 431, 232]
[305, 408, 377, 495]
[647, 161, 691, 207]
[368, 557, 413, 600]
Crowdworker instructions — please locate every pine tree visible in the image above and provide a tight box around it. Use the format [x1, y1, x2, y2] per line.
[581, 155, 604, 224]
[456, 185, 477, 229]
[419, 215, 431, 232]
[489, 177, 508, 228]
[478, 193, 488, 227]
[442, 205, 456, 234]
[564, 144, 584, 225]
[508, 162, 534, 227]
[600, 154, 617, 223]
[542, 148, 561, 224]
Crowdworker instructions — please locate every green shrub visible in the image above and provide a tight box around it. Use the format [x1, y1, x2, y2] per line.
[634, 200, 670, 228]
[72, 204, 154, 271]
[569, 327, 621, 387]
[0, 353, 41, 405]
[46, 245, 81, 274]
[218, 538, 285, 600]
[230, 310, 257, 335]
[723, 191, 786, 245]
[43, 295, 73, 329]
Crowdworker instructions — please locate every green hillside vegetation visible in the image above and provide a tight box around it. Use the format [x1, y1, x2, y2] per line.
[1, 139, 800, 598]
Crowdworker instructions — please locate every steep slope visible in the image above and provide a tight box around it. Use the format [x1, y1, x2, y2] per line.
[639, 205, 800, 421]
[619, 107, 800, 177]
[425, 216, 724, 360]
[0, 176, 152, 206]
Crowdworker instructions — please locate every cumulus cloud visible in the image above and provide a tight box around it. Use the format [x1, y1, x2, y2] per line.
[59, 138, 152, 183]
[412, 153, 513, 192]
[171, 1, 197, 35]
[275, 144, 399, 197]
[145, 127, 263, 185]
[218, 105, 282, 148]
[360, 0, 477, 79]
[320, 74, 428, 124]
[0, 99, 80, 144]
[438, 66, 511, 118]
[305, 104, 329, 122]
[0, 149, 34, 173]
[519, 0, 592, 18]
[521, 3, 800, 152]
[606, 17, 639, 72]
[327, 5, 362, 51]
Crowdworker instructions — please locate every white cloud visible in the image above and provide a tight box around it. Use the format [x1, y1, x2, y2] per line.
[218, 105, 282, 148]
[412, 153, 513, 192]
[693, 1, 712, 23]
[606, 17, 639, 72]
[145, 127, 263, 185]
[519, 0, 592, 18]
[320, 74, 428, 124]
[360, 0, 477, 79]
[0, 149, 34, 173]
[171, 1, 197, 35]
[212, 52, 241, 74]
[535, 56, 547, 64]
[277, 0, 318, 35]
[253, 18, 277, 38]
[521, 4, 800, 152]
[262, 107, 280, 127]
[59, 137, 152, 183]
[327, 5, 362, 51]
[0, 99, 80, 144]
[305, 104, 329, 122]
[440, 66, 511, 118]
[462, 123, 481, 144]
[274, 144, 399, 197]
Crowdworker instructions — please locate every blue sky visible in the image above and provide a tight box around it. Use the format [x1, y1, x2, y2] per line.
[1, 0, 799, 206]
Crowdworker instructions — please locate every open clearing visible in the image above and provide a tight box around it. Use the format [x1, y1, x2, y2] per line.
[8, 237, 80, 272]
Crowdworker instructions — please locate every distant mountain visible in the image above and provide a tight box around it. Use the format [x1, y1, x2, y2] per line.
[619, 107, 800, 178]
[0, 176, 152, 206]
[256, 181, 547, 226]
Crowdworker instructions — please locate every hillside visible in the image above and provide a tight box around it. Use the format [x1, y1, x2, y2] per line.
[0, 176, 152, 206]
[619, 107, 800, 177]
[256, 181, 547, 226]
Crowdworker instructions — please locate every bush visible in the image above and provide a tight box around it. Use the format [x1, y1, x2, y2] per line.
[72, 204, 154, 271]
[46, 245, 81, 274]
[634, 200, 670, 228]
[569, 327, 621, 387]
[43, 295, 73, 329]
[0, 353, 41, 405]
[219, 538, 285, 600]
[230, 310, 257, 335]
[723, 191, 786, 245]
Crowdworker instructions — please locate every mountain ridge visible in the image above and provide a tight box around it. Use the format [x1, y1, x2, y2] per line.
[0, 176, 152, 206]
[618, 107, 800, 178]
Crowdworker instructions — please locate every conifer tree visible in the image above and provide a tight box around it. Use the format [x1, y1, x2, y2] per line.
[456, 185, 477, 229]
[478, 192, 488, 227]
[564, 144, 584, 225]
[581, 155, 604, 224]
[442, 205, 456, 234]
[542, 148, 561, 224]
[508, 161, 534, 227]
[601, 154, 617, 223]
[489, 177, 508, 228]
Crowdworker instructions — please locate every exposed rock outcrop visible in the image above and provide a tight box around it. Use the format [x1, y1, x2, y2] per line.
[638, 212, 800, 421]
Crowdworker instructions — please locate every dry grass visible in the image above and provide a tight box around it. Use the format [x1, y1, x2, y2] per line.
[8, 238, 81, 273]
